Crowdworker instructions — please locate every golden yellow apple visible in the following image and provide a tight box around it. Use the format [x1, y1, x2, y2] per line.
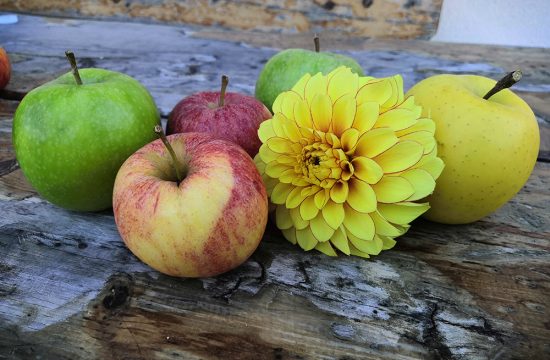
[406, 74, 540, 224]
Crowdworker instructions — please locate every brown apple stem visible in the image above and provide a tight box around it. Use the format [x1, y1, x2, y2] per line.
[65, 50, 83, 85]
[218, 75, 229, 107]
[314, 35, 320, 52]
[154, 125, 183, 185]
[483, 70, 522, 100]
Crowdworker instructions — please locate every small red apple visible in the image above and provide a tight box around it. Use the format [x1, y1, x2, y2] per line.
[167, 75, 271, 157]
[113, 130, 268, 278]
[0, 47, 11, 89]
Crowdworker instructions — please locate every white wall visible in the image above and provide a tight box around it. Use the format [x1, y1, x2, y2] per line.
[432, 0, 550, 48]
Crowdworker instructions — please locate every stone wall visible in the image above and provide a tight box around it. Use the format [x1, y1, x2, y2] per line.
[0, 0, 442, 39]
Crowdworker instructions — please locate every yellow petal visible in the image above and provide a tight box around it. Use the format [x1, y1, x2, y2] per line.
[290, 207, 309, 230]
[343, 204, 375, 241]
[330, 227, 351, 255]
[352, 101, 379, 133]
[414, 156, 445, 179]
[275, 205, 293, 230]
[332, 95, 357, 137]
[300, 195, 319, 221]
[294, 99, 313, 129]
[315, 241, 338, 256]
[279, 168, 298, 184]
[370, 211, 403, 237]
[348, 233, 383, 255]
[375, 108, 418, 131]
[271, 182, 294, 204]
[266, 137, 294, 154]
[349, 243, 371, 259]
[351, 156, 383, 184]
[280, 91, 302, 119]
[310, 213, 335, 242]
[258, 120, 276, 143]
[401, 168, 436, 201]
[398, 131, 436, 154]
[265, 162, 291, 178]
[259, 144, 280, 163]
[380, 236, 397, 250]
[380, 75, 403, 110]
[296, 228, 318, 251]
[329, 180, 349, 203]
[356, 79, 392, 106]
[291, 73, 312, 98]
[282, 227, 297, 245]
[355, 128, 398, 158]
[327, 67, 359, 100]
[372, 176, 414, 203]
[305, 72, 328, 105]
[373, 140, 423, 173]
[340, 128, 360, 154]
[314, 188, 329, 209]
[322, 200, 345, 229]
[310, 93, 332, 132]
[378, 202, 430, 225]
[347, 178, 377, 213]
[396, 117, 435, 136]
[286, 186, 307, 208]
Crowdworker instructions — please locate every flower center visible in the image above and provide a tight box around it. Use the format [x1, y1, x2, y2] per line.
[298, 142, 354, 188]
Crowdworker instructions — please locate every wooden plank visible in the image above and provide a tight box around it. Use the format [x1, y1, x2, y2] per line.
[0, 15, 549, 359]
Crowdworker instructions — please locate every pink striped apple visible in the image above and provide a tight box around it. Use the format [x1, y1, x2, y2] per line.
[113, 132, 268, 278]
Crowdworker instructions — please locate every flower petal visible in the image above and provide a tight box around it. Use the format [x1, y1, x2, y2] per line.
[266, 137, 294, 154]
[343, 204, 375, 241]
[305, 72, 328, 105]
[314, 188, 329, 209]
[265, 162, 292, 178]
[396, 117, 435, 136]
[348, 233, 383, 255]
[296, 228, 318, 251]
[414, 156, 445, 179]
[286, 186, 307, 208]
[275, 205, 293, 229]
[310, 93, 332, 132]
[282, 227, 297, 244]
[356, 79, 392, 106]
[398, 131, 436, 154]
[280, 91, 302, 119]
[294, 99, 313, 129]
[370, 211, 404, 237]
[315, 241, 338, 256]
[310, 213, 335, 242]
[377, 202, 430, 225]
[291, 73, 312, 98]
[259, 144, 280, 163]
[328, 67, 359, 100]
[347, 178, 377, 213]
[332, 95, 357, 137]
[330, 180, 349, 203]
[401, 168, 436, 201]
[352, 101, 379, 133]
[375, 108, 418, 131]
[271, 182, 294, 204]
[373, 140, 423, 173]
[330, 227, 351, 255]
[355, 128, 398, 158]
[289, 207, 309, 229]
[380, 236, 397, 250]
[341, 128, 360, 154]
[322, 200, 345, 229]
[372, 176, 414, 203]
[258, 120, 276, 143]
[300, 195, 319, 221]
[351, 156, 383, 184]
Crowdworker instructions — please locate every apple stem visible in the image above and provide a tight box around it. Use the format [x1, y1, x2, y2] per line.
[218, 75, 229, 107]
[483, 70, 522, 100]
[314, 35, 320, 52]
[154, 125, 183, 185]
[65, 50, 83, 85]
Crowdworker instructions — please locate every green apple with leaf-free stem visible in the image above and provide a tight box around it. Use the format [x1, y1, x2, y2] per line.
[406, 71, 540, 224]
[13, 51, 160, 211]
[255, 36, 364, 111]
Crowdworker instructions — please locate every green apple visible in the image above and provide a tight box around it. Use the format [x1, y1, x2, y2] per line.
[255, 37, 363, 111]
[13, 52, 160, 211]
[406, 73, 540, 224]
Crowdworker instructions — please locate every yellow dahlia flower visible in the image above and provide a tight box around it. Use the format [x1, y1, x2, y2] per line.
[255, 66, 444, 258]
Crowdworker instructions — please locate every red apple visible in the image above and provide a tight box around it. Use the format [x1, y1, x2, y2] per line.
[0, 47, 11, 89]
[167, 75, 271, 157]
[113, 131, 268, 278]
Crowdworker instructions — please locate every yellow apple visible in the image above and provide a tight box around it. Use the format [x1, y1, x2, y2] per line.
[406, 74, 540, 224]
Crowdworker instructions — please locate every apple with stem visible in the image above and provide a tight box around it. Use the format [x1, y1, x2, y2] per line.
[255, 35, 364, 111]
[113, 127, 268, 278]
[167, 75, 271, 157]
[406, 70, 540, 224]
[13, 51, 160, 211]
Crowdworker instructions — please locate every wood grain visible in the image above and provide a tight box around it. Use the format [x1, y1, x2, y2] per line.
[0, 15, 549, 359]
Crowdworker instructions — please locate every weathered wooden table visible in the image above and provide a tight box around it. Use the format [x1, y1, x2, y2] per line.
[1, 14, 549, 360]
